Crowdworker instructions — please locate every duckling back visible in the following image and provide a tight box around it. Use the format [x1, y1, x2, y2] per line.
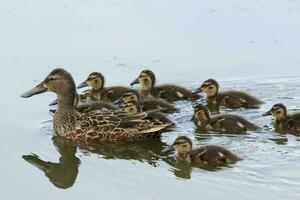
[151, 85, 201, 102]
[190, 145, 241, 165]
[216, 90, 263, 108]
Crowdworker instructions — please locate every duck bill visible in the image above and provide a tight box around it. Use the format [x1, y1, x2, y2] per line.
[21, 83, 47, 98]
[161, 145, 173, 153]
[263, 110, 272, 116]
[49, 99, 58, 106]
[77, 81, 88, 89]
[130, 77, 139, 86]
[194, 87, 203, 93]
[114, 97, 124, 106]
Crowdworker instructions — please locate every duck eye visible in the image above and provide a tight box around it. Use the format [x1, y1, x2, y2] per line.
[48, 76, 56, 81]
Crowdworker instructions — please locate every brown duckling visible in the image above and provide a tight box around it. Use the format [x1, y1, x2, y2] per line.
[163, 136, 241, 165]
[21, 68, 173, 142]
[195, 79, 263, 109]
[130, 69, 200, 102]
[192, 104, 259, 133]
[123, 101, 175, 126]
[263, 103, 300, 132]
[115, 90, 179, 114]
[49, 93, 118, 113]
[77, 72, 134, 102]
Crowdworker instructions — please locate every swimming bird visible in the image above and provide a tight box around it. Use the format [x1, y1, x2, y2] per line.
[49, 94, 118, 113]
[122, 101, 175, 126]
[115, 90, 179, 114]
[77, 72, 134, 102]
[192, 104, 259, 133]
[163, 136, 241, 165]
[21, 68, 174, 142]
[263, 103, 300, 132]
[195, 79, 263, 109]
[130, 69, 200, 102]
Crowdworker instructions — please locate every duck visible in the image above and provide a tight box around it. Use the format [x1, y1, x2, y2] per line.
[122, 101, 175, 126]
[115, 90, 179, 114]
[77, 72, 134, 102]
[130, 69, 201, 102]
[21, 68, 174, 142]
[263, 103, 300, 132]
[163, 136, 241, 165]
[195, 79, 263, 109]
[49, 93, 118, 113]
[192, 104, 259, 133]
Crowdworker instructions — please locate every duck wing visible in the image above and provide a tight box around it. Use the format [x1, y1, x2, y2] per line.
[65, 110, 172, 142]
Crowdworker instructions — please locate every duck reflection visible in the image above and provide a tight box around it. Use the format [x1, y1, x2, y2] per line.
[22, 136, 80, 189]
[23, 136, 167, 189]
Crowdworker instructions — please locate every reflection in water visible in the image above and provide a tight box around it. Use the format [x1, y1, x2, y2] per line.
[23, 136, 80, 189]
[23, 136, 169, 189]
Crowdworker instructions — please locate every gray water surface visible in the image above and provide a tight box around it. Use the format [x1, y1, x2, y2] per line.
[1, 1, 300, 200]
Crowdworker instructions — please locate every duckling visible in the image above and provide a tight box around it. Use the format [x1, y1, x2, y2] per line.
[115, 90, 179, 114]
[195, 79, 263, 109]
[21, 68, 174, 142]
[122, 101, 175, 126]
[130, 69, 200, 102]
[164, 136, 241, 165]
[77, 72, 134, 102]
[49, 94, 118, 113]
[263, 103, 300, 132]
[192, 104, 259, 133]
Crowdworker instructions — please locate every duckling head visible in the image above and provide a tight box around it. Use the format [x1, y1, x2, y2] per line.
[168, 136, 193, 161]
[263, 103, 287, 120]
[192, 104, 211, 126]
[196, 79, 219, 97]
[130, 69, 155, 90]
[77, 72, 105, 90]
[115, 91, 141, 106]
[21, 68, 76, 100]
[123, 101, 142, 114]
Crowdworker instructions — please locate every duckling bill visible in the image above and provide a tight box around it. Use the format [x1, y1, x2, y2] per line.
[195, 79, 263, 109]
[192, 104, 259, 133]
[164, 136, 241, 166]
[131, 69, 200, 102]
[263, 103, 300, 132]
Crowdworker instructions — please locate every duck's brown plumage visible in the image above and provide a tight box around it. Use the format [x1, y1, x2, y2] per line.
[263, 103, 300, 132]
[21, 68, 173, 142]
[196, 79, 263, 109]
[131, 69, 200, 102]
[166, 136, 241, 166]
[78, 72, 134, 102]
[116, 90, 179, 114]
[193, 104, 259, 133]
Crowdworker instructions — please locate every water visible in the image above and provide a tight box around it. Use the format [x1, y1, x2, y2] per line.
[1, 1, 300, 200]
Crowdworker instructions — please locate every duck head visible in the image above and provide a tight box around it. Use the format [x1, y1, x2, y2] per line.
[192, 104, 211, 127]
[163, 136, 193, 161]
[77, 72, 105, 90]
[263, 103, 287, 120]
[114, 90, 140, 105]
[195, 79, 219, 97]
[122, 101, 142, 114]
[130, 69, 155, 90]
[21, 68, 76, 98]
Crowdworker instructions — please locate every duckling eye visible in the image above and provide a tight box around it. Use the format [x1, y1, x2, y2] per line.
[276, 111, 281, 114]
[208, 86, 214, 90]
[130, 96, 134, 100]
